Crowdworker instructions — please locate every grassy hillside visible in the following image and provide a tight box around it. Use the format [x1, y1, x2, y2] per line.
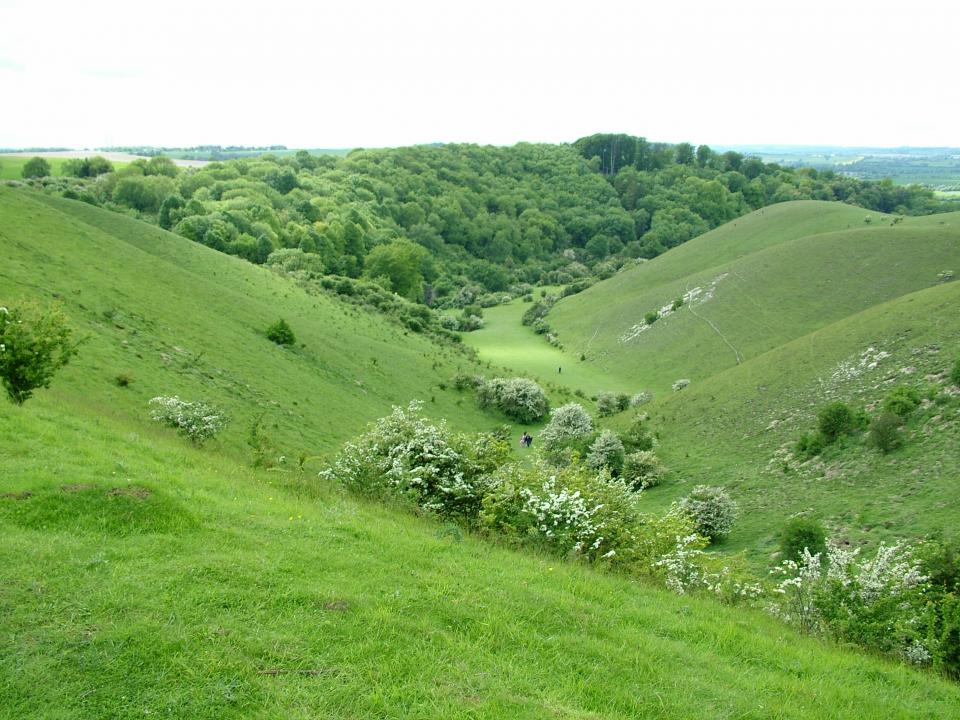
[461, 201, 960, 561]
[4, 342, 960, 718]
[634, 280, 960, 557]
[549, 202, 960, 394]
[0, 187, 500, 461]
[4, 188, 960, 717]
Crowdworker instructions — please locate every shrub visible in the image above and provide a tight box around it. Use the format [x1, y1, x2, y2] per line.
[475, 377, 549, 423]
[320, 401, 508, 519]
[451, 372, 483, 391]
[149, 396, 227, 445]
[630, 391, 653, 407]
[869, 412, 904, 453]
[21, 156, 51, 179]
[265, 318, 296, 346]
[671, 297, 684, 310]
[586, 430, 626, 474]
[772, 543, 930, 659]
[522, 301, 551, 326]
[622, 416, 655, 452]
[539, 402, 593, 451]
[480, 460, 641, 563]
[531, 319, 551, 335]
[883, 385, 921, 418]
[644, 311, 659, 325]
[951, 358, 960, 387]
[779, 517, 827, 564]
[622, 451, 666, 489]
[680, 485, 738, 542]
[817, 401, 856, 442]
[595, 391, 619, 417]
[795, 431, 825, 459]
[114, 373, 133, 388]
[0, 300, 80, 404]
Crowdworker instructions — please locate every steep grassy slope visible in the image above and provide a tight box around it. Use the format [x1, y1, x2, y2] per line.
[4, 367, 960, 718]
[632, 280, 960, 557]
[462, 202, 960, 561]
[549, 202, 960, 394]
[0, 187, 498, 461]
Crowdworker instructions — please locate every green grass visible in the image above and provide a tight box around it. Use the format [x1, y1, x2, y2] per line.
[0, 156, 129, 180]
[3, 189, 960, 716]
[4, 392, 960, 718]
[463, 200, 960, 561]
[549, 203, 960, 395]
[0, 187, 501, 462]
[464, 298, 635, 397]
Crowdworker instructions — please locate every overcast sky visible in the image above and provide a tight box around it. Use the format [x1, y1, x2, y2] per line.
[1, 0, 957, 149]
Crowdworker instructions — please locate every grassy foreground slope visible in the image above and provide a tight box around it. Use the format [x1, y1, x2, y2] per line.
[4, 373, 960, 718]
[549, 202, 960, 394]
[0, 187, 497, 460]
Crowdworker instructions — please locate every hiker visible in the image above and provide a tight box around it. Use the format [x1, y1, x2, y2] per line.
[558, 366, 562, 374]
[525, 433, 533, 447]
[519, 432, 528, 448]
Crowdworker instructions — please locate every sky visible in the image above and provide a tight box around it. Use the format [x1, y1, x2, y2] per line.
[1, 0, 958, 149]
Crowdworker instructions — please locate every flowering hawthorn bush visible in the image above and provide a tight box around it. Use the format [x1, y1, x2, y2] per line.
[149, 396, 227, 445]
[771, 543, 931, 662]
[320, 401, 509, 519]
[539, 402, 593, 451]
[480, 460, 640, 563]
[475, 377, 549, 423]
[621, 450, 666, 489]
[586, 429, 625, 474]
[679, 485, 738, 542]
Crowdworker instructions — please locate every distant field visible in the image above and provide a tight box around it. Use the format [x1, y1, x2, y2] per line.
[0, 153, 146, 179]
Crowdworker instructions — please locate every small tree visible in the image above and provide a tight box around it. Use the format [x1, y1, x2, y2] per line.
[266, 319, 296, 346]
[540, 402, 593, 450]
[21, 157, 51, 179]
[779, 517, 827, 564]
[869, 412, 904, 453]
[680, 485, 738, 542]
[0, 301, 79, 404]
[586, 429, 625, 475]
[817, 401, 856, 443]
[950, 357, 960, 387]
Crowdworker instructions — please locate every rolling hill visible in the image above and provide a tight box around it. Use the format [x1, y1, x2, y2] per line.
[0, 186, 503, 462]
[465, 200, 960, 560]
[4, 187, 960, 717]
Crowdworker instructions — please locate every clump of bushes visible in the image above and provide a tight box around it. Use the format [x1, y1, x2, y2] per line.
[818, 401, 858, 442]
[778, 516, 827, 564]
[679, 485, 738, 542]
[149, 396, 227, 445]
[586, 430, 626, 475]
[521, 299, 553, 326]
[622, 451, 666, 489]
[596, 391, 631, 417]
[476, 377, 549, 423]
[451, 372, 483, 391]
[0, 300, 80, 405]
[320, 401, 508, 519]
[622, 416, 655, 452]
[265, 318, 296, 346]
[883, 385, 921, 418]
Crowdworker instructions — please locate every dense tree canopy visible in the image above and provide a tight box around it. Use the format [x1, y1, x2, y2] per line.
[43, 135, 948, 307]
